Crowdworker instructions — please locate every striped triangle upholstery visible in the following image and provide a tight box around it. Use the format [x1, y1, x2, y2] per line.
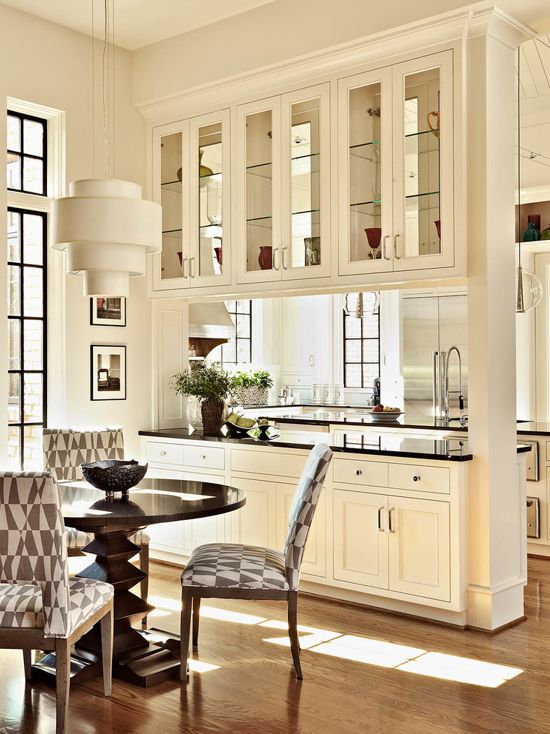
[43, 428, 149, 548]
[182, 444, 332, 592]
[43, 428, 124, 483]
[0, 472, 113, 638]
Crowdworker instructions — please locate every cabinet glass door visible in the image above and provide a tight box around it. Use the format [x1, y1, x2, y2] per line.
[338, 69, 393, 275]
[189, 110, 230, 287]
[154, 123, 189, 289]
[393, 52, 453, 270]
[282, 84, 330, 279]
[238, 97, 281, 283]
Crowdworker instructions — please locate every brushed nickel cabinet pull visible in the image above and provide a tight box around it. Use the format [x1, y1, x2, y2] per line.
[393, 233, 401, 259]
[388, 507, 396, 533]
[377, 506, 385, 532]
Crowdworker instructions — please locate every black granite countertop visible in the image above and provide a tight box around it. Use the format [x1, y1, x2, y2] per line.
[139, 427, 479, 461]
[517, 422, 550, 436]
[253, 409, 469, 432]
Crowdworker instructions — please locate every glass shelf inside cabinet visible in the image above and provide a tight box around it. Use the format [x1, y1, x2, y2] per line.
[246, 161, 272, 179]
[246, 215, 273, 229]
[161, 179, 182, 192]
[349, 141, 380, 159]
[162, 228, 183, 238]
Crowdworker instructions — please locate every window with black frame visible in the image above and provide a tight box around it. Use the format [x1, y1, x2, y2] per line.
[7, 112, 47, 196]
[6, 109, 48, 470]
[211, 300, 253, 366]
[343, 303, 380, 389]
[7, 209, 47, 469]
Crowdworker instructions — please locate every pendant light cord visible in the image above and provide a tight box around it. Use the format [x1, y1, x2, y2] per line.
[102, 0, 109, 179]
[517, 47, 522, 268]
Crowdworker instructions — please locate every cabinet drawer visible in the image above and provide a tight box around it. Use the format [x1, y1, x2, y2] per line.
[388, 464, 450, 494]
[333, 458, 388, 488]
[231, 448, 305, 479]
[145, 441, 225, 470]
[145, 441, 184, 465]
[183, 445, 225, 471]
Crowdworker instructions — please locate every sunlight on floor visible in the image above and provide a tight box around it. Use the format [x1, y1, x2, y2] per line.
[148, 595, 524, 688]
[398, 652, 523, 688]
[188, 659, 220, 674]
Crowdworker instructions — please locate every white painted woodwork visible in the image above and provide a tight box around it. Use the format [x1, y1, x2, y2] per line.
[229, 476, 278, 549]
[230, 447, 306, 478]
[387, 495, 451, 601]
[152, 300, 188, 428]
[332, 457, 389, 487]
[276, 482, 326, 577]
[333, 489, 389, 588]
[388, 463, 450, 494]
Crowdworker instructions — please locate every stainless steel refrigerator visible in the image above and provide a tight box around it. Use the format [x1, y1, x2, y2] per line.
[401, 293, 468, 417]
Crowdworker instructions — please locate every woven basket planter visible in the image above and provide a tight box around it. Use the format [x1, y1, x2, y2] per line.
[232, 386, 269, 407]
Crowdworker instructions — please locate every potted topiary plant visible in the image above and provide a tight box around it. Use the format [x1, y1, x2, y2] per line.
[230, 369, 274, 407]
[172, 363, 232, 436]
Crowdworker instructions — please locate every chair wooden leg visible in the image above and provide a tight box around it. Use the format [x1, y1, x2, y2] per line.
[140, 544, 150, 630]
[22, 649, 32, 681]
[55, 638, 70, 734]
[180, 587, 193, 682]
[100, 605, 114, 697]
[288, 591, 303, 680]
[192, 596, 201, 648]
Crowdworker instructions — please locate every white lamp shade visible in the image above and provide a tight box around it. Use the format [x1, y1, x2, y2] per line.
[52, 178, 162, 296]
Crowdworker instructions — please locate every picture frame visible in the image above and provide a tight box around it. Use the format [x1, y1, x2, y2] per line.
[90, 345, 127, 401]
[90, 297, 126, 327]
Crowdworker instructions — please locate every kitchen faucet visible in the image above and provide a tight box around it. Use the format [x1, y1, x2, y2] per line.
[443, 346, 465, 423]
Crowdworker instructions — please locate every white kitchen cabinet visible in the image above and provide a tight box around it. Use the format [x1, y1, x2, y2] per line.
[338, 50, 455, 276]
[387, 495, 450, 601]
[333, 489, 388, 588]
[229, 475, 278, 548]
[151, 109, 231, 293]
[276, 482, 326, 578]
[333, 488, 451, 602]
[236, 83, 331, 284]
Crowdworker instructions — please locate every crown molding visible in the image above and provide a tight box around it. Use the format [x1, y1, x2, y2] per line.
[138, 5, 532, 123]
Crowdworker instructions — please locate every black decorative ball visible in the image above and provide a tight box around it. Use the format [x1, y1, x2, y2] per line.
[81, 460, 148, 494]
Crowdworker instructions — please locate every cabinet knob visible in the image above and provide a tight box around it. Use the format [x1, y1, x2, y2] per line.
[413, 474, 421, 482]
[160, 451, 167, 457]
[200, 454, 206, 460]
[355, 469, 363, 476]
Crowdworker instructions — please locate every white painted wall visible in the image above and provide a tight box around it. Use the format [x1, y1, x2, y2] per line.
[0, 4, 151, 458]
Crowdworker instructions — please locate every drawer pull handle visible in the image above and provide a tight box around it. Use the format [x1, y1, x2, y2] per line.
[355, 469, 363, 476]
[200, 455, 206, 460]
[160, 451, 167, 457]
[413, 475, 421, 482]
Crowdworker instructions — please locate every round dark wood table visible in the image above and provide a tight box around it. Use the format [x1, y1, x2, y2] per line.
[32, 475, 245, 688]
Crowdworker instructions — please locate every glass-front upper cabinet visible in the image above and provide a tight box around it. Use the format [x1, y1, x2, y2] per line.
[392, 51, 454, 271]
[338, 68, 393, 275]
[189, 109, 231, 287]
[236, 84, 330, 283]
[152, 110, 230, 292]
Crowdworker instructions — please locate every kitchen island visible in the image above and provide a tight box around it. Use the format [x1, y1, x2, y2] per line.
[139, 426, 529, 628]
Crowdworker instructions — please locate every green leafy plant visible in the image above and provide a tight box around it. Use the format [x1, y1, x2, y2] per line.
[172, 362, 232, 403]
[230, 369, 274, 390]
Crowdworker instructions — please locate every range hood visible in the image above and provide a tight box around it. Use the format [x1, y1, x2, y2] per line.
[188, 302, 234, 339]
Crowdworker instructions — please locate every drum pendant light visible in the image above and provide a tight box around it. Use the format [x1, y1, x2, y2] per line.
[516, 47, 543, 314]
[52, 0, 161, 296]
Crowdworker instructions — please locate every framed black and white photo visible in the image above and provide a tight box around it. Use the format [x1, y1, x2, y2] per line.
[90, 297, 126, 326]
[90, 345, 127, 401]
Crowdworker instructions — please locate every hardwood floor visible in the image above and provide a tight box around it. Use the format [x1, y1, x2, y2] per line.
[3, 558, 550, 733]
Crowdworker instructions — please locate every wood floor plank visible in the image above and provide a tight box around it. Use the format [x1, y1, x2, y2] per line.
[2, 559, 550, 733]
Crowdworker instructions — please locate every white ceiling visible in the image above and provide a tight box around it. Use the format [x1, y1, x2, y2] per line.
[0, 0, 276, 50]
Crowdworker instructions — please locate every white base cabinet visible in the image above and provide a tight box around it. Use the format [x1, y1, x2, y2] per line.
[140, 435, 467, 621]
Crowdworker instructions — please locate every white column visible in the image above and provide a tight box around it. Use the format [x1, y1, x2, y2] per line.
[466, 20, 529, 629]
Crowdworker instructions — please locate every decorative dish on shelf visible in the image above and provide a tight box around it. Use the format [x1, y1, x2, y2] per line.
[368, 406, 403, 422]
[247, 425, 280, 441]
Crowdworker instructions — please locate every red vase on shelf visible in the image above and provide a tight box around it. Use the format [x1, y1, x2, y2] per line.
[364, 228, 382, 259]
[214, 247, 223, 266]
[434, 220, 441, 240]
[258, 246, 273, 270]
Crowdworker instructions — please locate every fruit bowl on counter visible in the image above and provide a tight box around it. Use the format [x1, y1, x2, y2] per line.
[368, 405, 403, 422]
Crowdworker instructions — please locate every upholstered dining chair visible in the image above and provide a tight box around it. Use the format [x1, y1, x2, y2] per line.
[43, 428, 151, 627]
[0, 471, 114, 733]
[179, 443, 333, 681]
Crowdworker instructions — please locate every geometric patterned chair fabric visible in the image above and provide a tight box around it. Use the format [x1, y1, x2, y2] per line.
[182, 443, 333, 592]
[0, 472, 113, 638]
[43, 428, 150, 548]
[179, 443, 333, 682]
